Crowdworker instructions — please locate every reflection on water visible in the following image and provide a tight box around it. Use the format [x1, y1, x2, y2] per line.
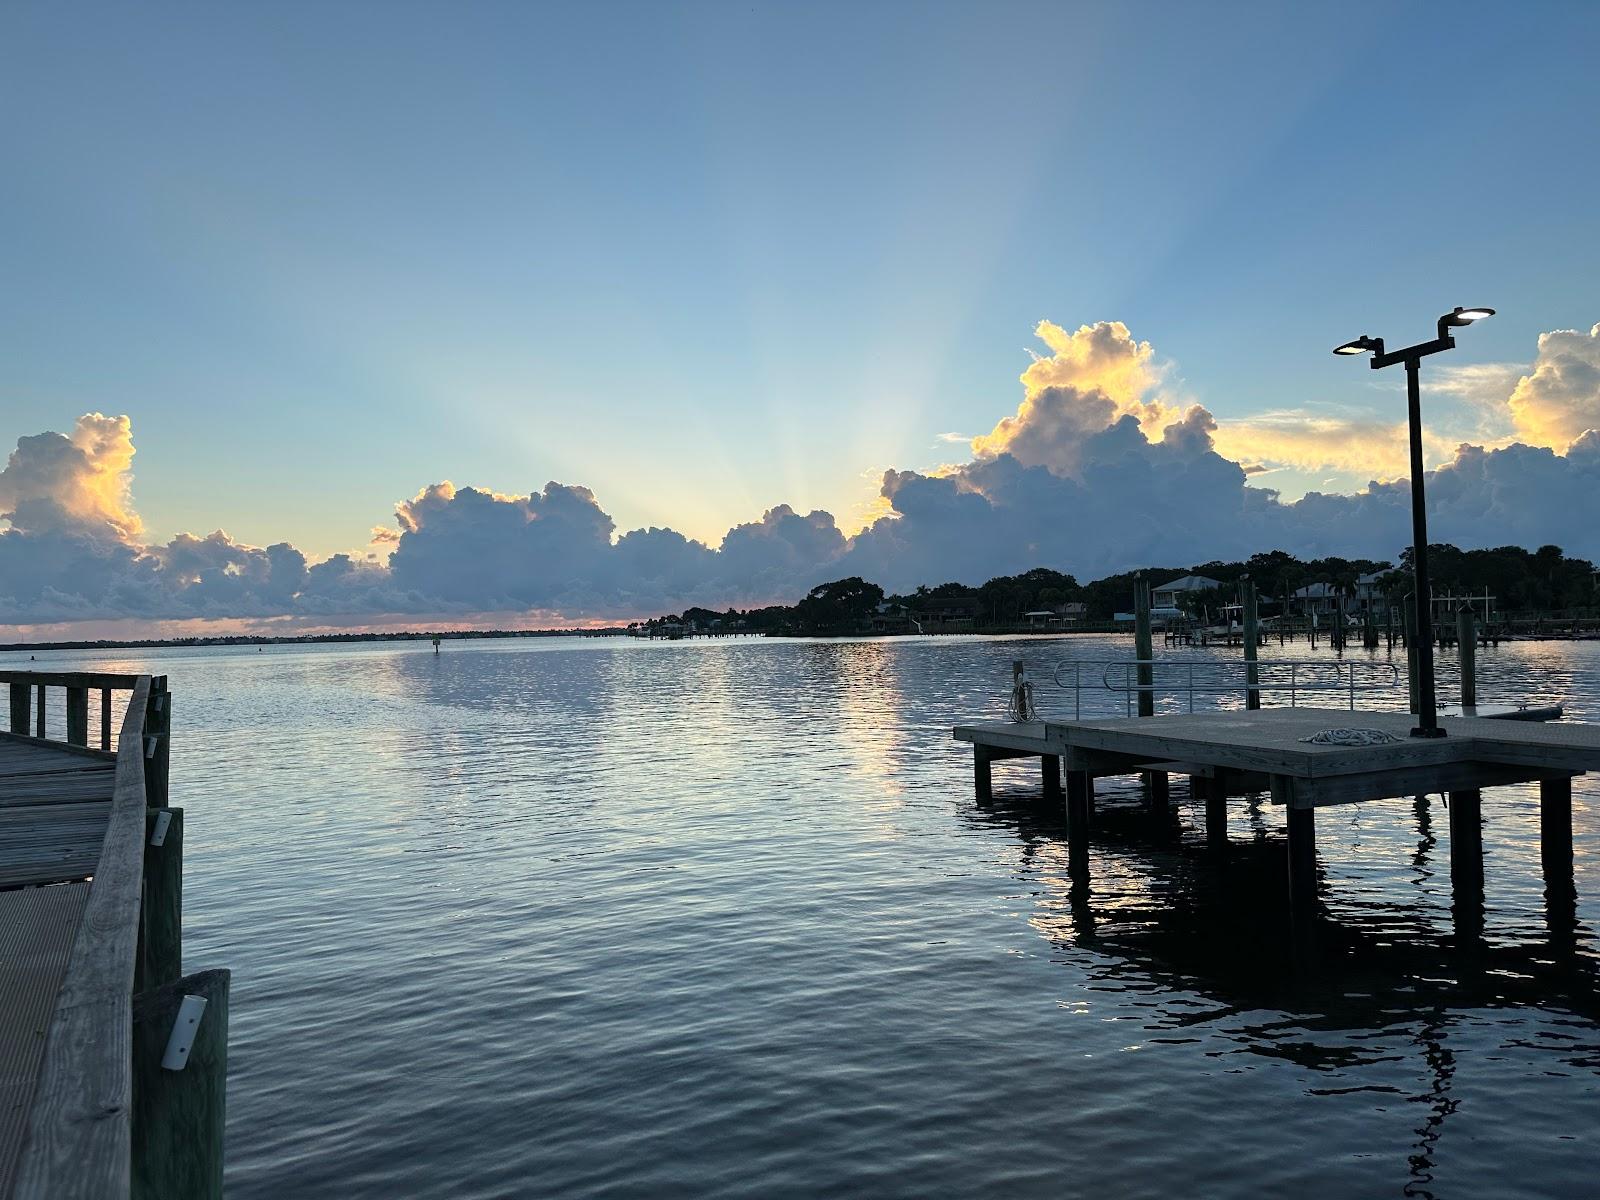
[5, 633, 1597, 1198]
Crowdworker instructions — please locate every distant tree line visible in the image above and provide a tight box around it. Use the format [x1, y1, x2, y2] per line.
[631, 543, 1599, 637]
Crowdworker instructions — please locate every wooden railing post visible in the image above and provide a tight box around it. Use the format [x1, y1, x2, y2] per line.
[8, 681, 27, 735]
[101, 687, 113, 751]
[65, 685, 89, 746]
[35, 682, 46, 738]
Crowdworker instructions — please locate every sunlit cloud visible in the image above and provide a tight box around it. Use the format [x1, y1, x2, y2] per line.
[0, 413, 142, 539]
[1508, 324, 1600, 448]
[971, 320, 1181, 473]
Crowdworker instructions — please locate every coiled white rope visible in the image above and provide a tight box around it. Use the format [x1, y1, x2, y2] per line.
[1299, 727, 1403, 746]
[1009, 678, 1039, 722]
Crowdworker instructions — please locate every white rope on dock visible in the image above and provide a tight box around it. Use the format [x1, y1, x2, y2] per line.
[1298, 727, 1403, 746]
[1009, 678, 1038, 722]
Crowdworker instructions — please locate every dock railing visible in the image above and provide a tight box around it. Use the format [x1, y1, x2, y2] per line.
[3, 670, 225, 1199]
[2, 671, 170, 806]
[1047, 658, 1403, 719]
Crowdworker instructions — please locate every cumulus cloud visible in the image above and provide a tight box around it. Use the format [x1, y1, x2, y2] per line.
[970, 320, 1179, 473]
[0, 414, 142, 539]
[1508, 324, 1600, 447]
[3, 317, 1598, 631]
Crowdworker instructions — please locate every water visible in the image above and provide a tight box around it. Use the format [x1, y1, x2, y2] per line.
[7, 634, 1598, 1198]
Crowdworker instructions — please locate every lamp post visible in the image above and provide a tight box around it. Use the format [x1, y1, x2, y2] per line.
[1334, 306, 1495, 738]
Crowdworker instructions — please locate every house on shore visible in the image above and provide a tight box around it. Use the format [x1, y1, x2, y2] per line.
[1152, 575, 1221, 610]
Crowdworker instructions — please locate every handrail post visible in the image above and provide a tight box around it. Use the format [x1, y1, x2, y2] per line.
[35, 682, 46, 738]
[8, 681, 27, 735]
[66, 685, 89, 746]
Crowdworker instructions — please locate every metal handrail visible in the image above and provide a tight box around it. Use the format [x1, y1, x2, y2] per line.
[1046, 658, 1403, 718]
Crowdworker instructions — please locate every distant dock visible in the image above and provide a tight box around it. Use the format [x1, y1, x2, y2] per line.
[955, 704, 1596, 924]
[0, 671, 226, 1200]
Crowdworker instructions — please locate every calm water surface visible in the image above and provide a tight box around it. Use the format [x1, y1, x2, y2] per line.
[8, 634, 1598, 1199]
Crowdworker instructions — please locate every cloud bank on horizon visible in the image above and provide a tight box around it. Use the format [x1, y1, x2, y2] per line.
[3, 320, 1599, 630]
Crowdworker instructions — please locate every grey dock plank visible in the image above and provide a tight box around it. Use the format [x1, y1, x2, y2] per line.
[0, 884, 90, 1200]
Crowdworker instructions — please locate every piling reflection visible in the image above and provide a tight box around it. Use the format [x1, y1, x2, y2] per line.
[960, 784, 1600, 1046]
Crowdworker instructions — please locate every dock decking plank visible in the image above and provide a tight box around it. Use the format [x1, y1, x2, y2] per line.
[0, 775, 116, 807]
[0, 884, 90, 1200]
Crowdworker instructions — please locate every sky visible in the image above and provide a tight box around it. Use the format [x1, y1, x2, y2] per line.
[3, 2, 1600, 635]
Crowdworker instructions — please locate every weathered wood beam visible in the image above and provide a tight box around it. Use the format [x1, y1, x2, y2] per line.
[131, 969, 228, 1200]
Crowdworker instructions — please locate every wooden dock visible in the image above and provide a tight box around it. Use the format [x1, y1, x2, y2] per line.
[955, 705, 1599, 915]
[0, 672, 226, 1200]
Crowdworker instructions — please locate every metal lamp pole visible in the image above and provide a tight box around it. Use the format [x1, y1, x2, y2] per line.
[1334, 306, 1495, 738]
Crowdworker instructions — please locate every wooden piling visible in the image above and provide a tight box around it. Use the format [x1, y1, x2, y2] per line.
[1404, 599, 1419, 714]
[1066, 770, 1092, 842]
[1448, 789, 1483, 896]
[139, 808, 184, 992]
[1041, 754, 1062, 807]
[1204, 780, 1227, 851]
[1242, 577, 1260, 710]
[35, 683, 45, 738]
[1458, 606, 1477, 709]
[1541, 776, 1573, 878]
[1285, 804, 1316, 911]
[973, 746, 993, 802]
[1144, 770, 1169, 818]
[131, 969, 229, 1200]
[145, 678, 171, 808]
[1134, 577, 1154, 718]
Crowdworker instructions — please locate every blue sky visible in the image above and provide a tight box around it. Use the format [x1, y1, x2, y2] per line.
[2, 2, 1599, 629]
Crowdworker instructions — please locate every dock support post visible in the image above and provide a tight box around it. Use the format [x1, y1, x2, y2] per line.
[1242, 578, 1260, 709]
[1541, 776, 1573, 880]
[8, 682, 27, 735]
[1200, 777, 1227, 851]
[1066, 770, 1092, 856]
[139, 808, 184, 991]
[35, 683, 45, 738]
[973, 746, 993, 802]
[1286, 803, 1317, 912]
[1448, 790, 1484, 941]
[1144, 770, 1169, 818]
[1134, 576, 1154, 717]
[1457, 607, 1477, 709]
[1041, 754, 1062, 808]
[132, 968, 230, 1200]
